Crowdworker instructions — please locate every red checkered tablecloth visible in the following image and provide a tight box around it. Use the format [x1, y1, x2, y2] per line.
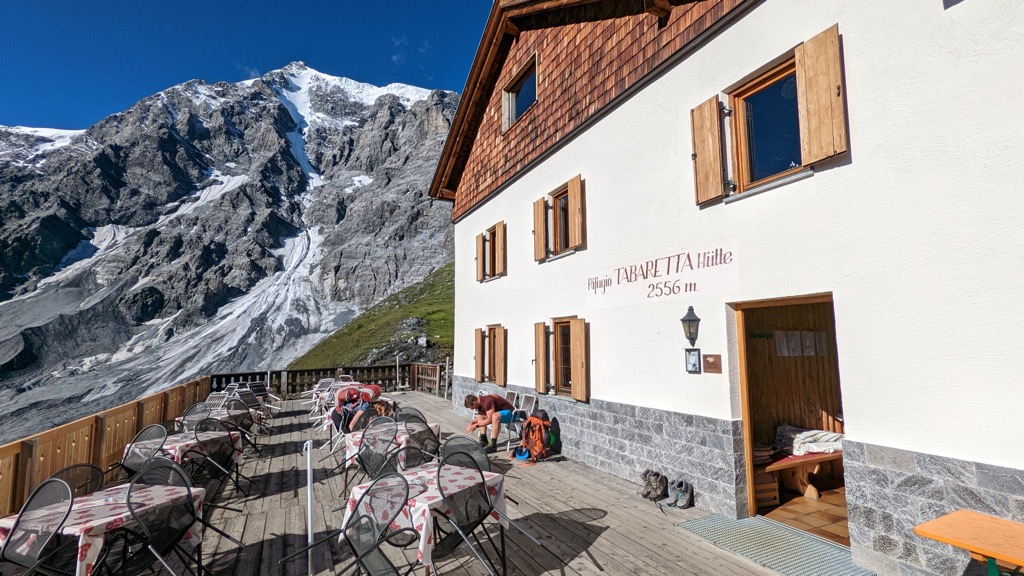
[340, 464, 506, 567]
[0, 484, 205, 576]
[342, 422, 441, 468]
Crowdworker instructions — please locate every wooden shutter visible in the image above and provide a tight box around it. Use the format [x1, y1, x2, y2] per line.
[569, 317, 588, 402]
[532, 198, 547, 262]
[690, 95, 724, 205]
[495, 325, 507, 386]
[494, 221, 506, 276]
[567, 175, 585, 250]
[475, 233, 485, 282]
[534, 322, 548, 393]
[474, 328, 484, 382]
[796, 24, 848, 165]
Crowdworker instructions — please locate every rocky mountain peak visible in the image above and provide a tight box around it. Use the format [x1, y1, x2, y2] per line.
[0, 64, 457, 443]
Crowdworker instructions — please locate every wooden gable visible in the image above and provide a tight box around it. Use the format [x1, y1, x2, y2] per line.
[429, 0, 749, 220]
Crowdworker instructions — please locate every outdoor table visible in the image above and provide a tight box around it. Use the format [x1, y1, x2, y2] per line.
[341, 422, 442, 467]
[914, 509, 1024, 576]
[0, 484, 205, 576]
[341, 463, 507, 570]
[125, 429, 244, 465]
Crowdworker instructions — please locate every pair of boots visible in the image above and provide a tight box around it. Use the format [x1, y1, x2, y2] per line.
[665, 480, 694, 508]
[478, 433, 497, 454]
[640, 469, 668, 501]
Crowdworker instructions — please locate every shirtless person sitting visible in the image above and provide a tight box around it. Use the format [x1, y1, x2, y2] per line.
[464, 393, 516, 453]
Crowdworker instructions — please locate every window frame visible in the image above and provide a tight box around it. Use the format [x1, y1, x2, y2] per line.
[476, 221, 506, 282]
[729, 58, 804, 194]
[552, 318, 573, 396]
[551, 187, 571, 256]
[534, 175, 585, 262]
[475, 324, 507, 386]
[502, 55, 538, 131]
[486, 325, 498, 383]
[535, 315, 588, 401]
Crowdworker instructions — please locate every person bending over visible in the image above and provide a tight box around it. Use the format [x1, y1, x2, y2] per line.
[331, 388, 369, 433]
[464, 393, 515, 453]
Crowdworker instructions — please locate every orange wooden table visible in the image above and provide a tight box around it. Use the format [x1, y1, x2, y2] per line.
[914, 510, 1024, 576]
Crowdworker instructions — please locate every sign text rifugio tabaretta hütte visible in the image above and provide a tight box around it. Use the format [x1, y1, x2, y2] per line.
[585, 241, 739, 309]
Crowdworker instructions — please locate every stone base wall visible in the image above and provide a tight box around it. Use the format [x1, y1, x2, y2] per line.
[451, 375, 747, 517]
[845, 440, 1024, 576]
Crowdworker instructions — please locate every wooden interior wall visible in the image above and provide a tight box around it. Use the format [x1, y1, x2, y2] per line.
[744, 302, 844, 447]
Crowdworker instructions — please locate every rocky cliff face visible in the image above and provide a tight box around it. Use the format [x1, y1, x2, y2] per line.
[0, 63, 455, 442]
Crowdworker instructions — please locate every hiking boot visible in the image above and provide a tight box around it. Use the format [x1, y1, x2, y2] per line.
[639, 469, 657, 499]
[484, 440, 497, 454]
[648, 473, 668, 501]
[478, 433, 488, 447]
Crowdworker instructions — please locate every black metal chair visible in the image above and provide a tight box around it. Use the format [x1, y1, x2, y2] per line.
[106, 424, 167, 485]
[188, 417, 253, 496]
[48, 463, 104, 497]
[0, 478, 78, 576]
[101, 458, 202, 576]
[222, 398, 264, 459]
[179, 402, 212, 433]
[432, 452, 502, 576]
[402, 414, 440, 457]
[395, 406, 427, 424]
[441, 434, 491, 473]
[279, 473, 418, 574]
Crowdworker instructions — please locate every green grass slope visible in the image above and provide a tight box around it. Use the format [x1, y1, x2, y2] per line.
[289, 262, 454, 369]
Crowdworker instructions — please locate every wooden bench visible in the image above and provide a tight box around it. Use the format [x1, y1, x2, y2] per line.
[763, 451, 843, 500]
[915, 510, 1024, 576]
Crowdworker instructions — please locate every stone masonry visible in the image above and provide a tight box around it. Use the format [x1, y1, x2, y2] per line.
[452, 375, 748, 518]
[845, 439, 1024, 576]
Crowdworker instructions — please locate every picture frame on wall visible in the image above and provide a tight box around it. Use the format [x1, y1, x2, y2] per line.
[685, 348, 702, 374]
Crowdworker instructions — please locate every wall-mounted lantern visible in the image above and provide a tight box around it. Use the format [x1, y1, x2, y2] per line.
[680, 306, 701, 347]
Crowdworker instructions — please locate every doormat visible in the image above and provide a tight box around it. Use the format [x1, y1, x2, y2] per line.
[677, 515, 874, 576]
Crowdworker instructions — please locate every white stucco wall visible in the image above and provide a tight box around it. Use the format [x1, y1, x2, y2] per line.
[453, 0, 1024, 468]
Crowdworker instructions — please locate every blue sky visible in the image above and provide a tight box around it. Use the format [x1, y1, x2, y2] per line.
[0, 1, 492, 129]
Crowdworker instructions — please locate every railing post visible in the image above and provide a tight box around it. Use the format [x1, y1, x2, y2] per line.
[135, 401, 146, 433]
[16, 438, 39, 506]
[162, 391, 172, 421]
[92, 415, 107, 469]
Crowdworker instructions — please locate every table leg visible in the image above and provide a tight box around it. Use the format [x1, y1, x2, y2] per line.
[987, 557, 998, 576]
[501, 525, 506, 576]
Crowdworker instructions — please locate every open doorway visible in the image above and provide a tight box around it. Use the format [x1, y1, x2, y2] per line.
[736, 295, 848, 546]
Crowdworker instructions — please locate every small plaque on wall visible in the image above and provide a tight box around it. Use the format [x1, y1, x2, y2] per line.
[703, 354, 722, 374]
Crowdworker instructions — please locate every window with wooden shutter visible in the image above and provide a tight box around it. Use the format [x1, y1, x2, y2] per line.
[690, 95, 725, 205]
[549, 316, 589, 402]
[534, 322, 547, 393]
[474, 328, 484, 382]
[796, 24, 847, 165]
[536, 175, 586, 261]
[711, 23, 848, 198]
[533, 198, 547, 262]
[477, 222, 507, 281]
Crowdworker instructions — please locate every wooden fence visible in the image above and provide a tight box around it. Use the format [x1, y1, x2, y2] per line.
[0, 362, 445, 517]
[0, 376, 210, 517]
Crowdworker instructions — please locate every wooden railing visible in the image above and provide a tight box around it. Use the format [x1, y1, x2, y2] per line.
[0, 362, 445, 517]
[0, 376, 209, 517]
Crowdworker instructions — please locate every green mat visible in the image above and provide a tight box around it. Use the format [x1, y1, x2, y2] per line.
[678, 515, 874, 576]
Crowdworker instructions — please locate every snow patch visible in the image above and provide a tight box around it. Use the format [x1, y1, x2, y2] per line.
[158, 171, 249, 225]
[344, 174, 373, 194]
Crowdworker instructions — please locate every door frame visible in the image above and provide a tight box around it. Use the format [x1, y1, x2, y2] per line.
[734, 292, 834, 517]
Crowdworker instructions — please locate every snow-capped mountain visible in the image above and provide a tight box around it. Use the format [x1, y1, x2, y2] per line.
[0, 62, 456, 442]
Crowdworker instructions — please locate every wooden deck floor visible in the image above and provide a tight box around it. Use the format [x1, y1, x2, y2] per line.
[200, 392, 781, 576]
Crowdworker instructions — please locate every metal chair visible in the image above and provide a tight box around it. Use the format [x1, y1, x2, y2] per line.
[503, 390, 519, 409]
[432, 452, 502, 576]
[0, 478, 78, 576]
[279, 473, 418, 574]
[187, 418, 253, 496]
[48, 463, 103, 497]
[505, 394, 538, 451]
[222, 398, 264, 459]
[341, 416, 398, 497]
[102, 458, 202, 576]
[107, 424, 167, 484]
[179, 402, 212, 433]
[396, 405, 427, 424]
[402, 414, 440, 457]
[441, 434, 491, 473]
[204, 391, 228, 410]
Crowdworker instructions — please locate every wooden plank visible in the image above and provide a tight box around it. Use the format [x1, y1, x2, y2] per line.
[796, 23, 847, 164]
[691, 94, 723, 204]
[0, 441, 22, 516]
[915, 510, 1024, 567]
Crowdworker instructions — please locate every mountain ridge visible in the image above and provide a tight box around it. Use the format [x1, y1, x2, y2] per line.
[0, 61, 456, 442]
